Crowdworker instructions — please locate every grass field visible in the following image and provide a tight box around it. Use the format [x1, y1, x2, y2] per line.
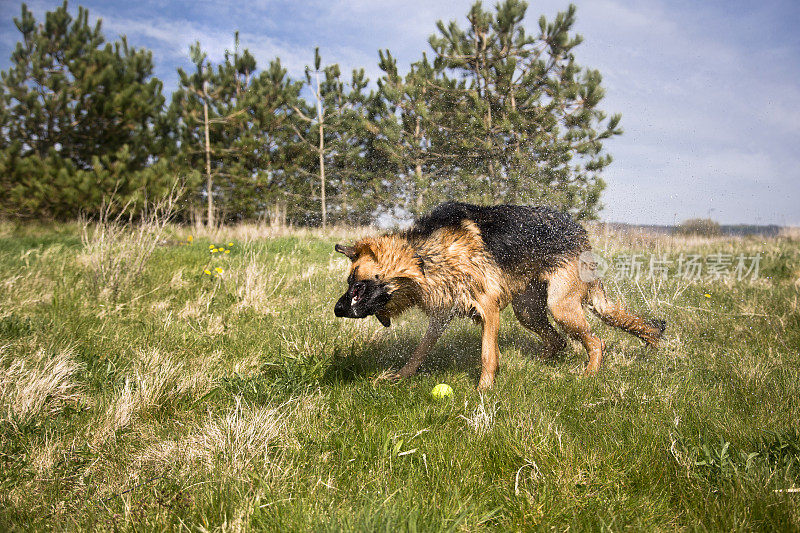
[0, 221, 798, 531]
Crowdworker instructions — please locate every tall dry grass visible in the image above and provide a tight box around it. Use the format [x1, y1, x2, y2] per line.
[1, 223, 797, 530]
[96, 348, 219, 441]
[0, 345, 85, 428]
[139, 397, 290, 475]
[80, 185, 182, 300]
[182, 221, 379, 245]
[779, 226, 800, 241]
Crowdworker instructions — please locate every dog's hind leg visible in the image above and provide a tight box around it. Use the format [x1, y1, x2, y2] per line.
[395, 313, 452, 379]
[545, 263, 605, 375]
[512, 280, 567, 359]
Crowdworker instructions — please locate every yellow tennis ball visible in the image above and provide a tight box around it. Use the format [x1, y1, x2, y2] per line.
[431, 383, 453, 399]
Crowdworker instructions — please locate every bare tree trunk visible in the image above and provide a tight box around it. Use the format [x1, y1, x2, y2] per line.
[510, 92, 519, 203]
[414, 114, 424, 213]
[269, 200, 287, 228]
[315, 69, 326, 229]
[203, 78, 213, 229]
[191, 205, 203, 231]
[473, 28, 495, 189]
[319, 121, 326, 229]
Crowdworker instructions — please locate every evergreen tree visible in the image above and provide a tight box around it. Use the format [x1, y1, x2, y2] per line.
[291, 49, 377, 227]
[169, 36, 303, 225]
[376, 51, 464, 216]
[0, 0, 621, 225]
[376, 0, 621, 219]
[231, 54, 305, 224]
[325, 67, 380, 226]
[169, 42, 227, 227]
[0, 2, 170, 219]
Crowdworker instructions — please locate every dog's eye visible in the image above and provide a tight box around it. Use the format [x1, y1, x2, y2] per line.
[374, 274, 380, 280]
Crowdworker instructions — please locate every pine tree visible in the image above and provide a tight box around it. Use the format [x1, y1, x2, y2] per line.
[290, 49, 376, 227]
[325, 67, 378, 226]
[169, 42, 227, 227]
[0, 2, 170, 219]
[423, 0, 620, 218]
[169, 36, 303, 225]
[1, 0, 621, 225]
[377, 51, 437, 216]
[225, 43, 305, 223]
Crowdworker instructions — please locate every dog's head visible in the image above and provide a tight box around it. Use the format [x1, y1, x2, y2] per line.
[333, 237, 422, 327]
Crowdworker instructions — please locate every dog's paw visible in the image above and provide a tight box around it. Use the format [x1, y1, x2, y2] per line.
[372, 370, 400, 384]
[582, 365, 600, 377]
[477, 374, 495, 391]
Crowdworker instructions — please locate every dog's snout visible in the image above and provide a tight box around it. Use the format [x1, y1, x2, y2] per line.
[334, 294, 349, 317]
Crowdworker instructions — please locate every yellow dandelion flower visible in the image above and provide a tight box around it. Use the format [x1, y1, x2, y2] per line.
[215, 267, 224, 274]
[704, 293, 711, 298]
[203, 269, 211, 275]
[187, 235, 193, 243]
[211, 248, 218, 253]
[228, 242, 233, 246]
[209, 244, 215, 249]
[224, 249, 230, 254]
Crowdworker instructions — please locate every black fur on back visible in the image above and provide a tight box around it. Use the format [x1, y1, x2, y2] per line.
[405, 202, 590, 271]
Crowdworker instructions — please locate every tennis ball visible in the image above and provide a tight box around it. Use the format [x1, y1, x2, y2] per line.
[431, 383, 453, 399]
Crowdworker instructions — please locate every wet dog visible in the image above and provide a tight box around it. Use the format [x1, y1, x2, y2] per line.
[334, 202, 665, 389]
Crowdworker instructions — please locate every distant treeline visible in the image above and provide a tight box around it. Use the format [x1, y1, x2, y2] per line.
[602, 223, 784, 237]
[0, 1, 621, 226]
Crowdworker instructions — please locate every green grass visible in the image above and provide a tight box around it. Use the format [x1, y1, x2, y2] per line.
[0, 222, 798, 531]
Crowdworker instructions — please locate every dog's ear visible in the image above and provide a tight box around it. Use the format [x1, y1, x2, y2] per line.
[335, 244, 358, 261]
[375, 311, 391, 327]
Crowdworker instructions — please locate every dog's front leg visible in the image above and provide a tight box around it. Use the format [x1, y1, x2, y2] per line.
[395, 313, 452, 379]
[477, 305, 500, 390]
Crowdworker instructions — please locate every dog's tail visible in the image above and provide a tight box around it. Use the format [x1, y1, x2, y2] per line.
[586, 280, 666, 346]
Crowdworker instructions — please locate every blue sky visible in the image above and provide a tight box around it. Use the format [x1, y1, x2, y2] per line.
[1, 0, 799, 225]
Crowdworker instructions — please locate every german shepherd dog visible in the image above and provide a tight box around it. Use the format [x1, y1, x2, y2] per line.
[334, 202, 665, 389]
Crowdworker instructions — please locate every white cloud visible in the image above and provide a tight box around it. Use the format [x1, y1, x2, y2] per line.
[2, 0, 797, 224]
[95, 12, 306, 70]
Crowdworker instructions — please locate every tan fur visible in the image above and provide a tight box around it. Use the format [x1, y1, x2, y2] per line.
[350, 225, 513, 320]
[344, 225, 663, 388]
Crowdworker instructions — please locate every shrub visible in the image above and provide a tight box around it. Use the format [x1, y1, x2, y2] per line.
[675, 218, 722, 237]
